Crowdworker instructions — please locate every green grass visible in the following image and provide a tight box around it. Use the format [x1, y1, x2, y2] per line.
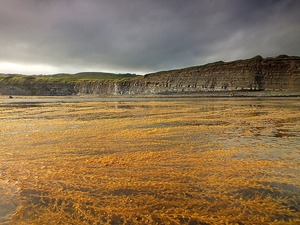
[37, 72, 137, 82]
[0, 75, 36, 85]
[38, 72, 139, 82]
[0, 72, 139, 84]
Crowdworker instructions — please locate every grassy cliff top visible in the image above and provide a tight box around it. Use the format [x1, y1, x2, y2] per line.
[0, 72, 139, 83]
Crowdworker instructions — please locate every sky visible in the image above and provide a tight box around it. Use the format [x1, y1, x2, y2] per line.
[0, 0, 300, 75]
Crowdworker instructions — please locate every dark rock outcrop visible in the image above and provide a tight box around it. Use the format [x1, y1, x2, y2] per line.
[0, 55, 299, 96]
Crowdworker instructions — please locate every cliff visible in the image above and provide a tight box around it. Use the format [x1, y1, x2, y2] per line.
[0, 55, 299, 96]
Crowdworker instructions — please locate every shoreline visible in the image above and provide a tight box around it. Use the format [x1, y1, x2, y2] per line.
[0, 92, 299, 104]
[1, 91, 300, 99]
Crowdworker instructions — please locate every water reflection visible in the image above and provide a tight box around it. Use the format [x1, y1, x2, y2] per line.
[0, 181, 18, 223]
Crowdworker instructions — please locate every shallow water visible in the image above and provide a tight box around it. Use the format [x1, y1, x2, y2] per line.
[0, 97, 299, 224]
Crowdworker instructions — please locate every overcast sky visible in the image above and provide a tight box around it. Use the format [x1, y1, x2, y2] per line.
[0, 0, 299, 75]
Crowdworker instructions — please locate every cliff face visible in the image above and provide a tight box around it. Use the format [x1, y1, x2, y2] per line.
[115, 55, 300, 95]
[0, 78, 76, 96]
[0, 55, 299, 96]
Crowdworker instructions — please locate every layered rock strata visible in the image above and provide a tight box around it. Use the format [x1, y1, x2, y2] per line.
[0, 55, 299, 96]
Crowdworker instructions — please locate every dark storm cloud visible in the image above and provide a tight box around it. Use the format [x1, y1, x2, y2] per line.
[0, 0, 300, 74]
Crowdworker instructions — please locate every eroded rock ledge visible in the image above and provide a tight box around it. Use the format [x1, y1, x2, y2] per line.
[0, 55, 299, 96]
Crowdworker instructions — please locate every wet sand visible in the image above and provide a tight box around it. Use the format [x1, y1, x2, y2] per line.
[0, 97, 299, 224]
